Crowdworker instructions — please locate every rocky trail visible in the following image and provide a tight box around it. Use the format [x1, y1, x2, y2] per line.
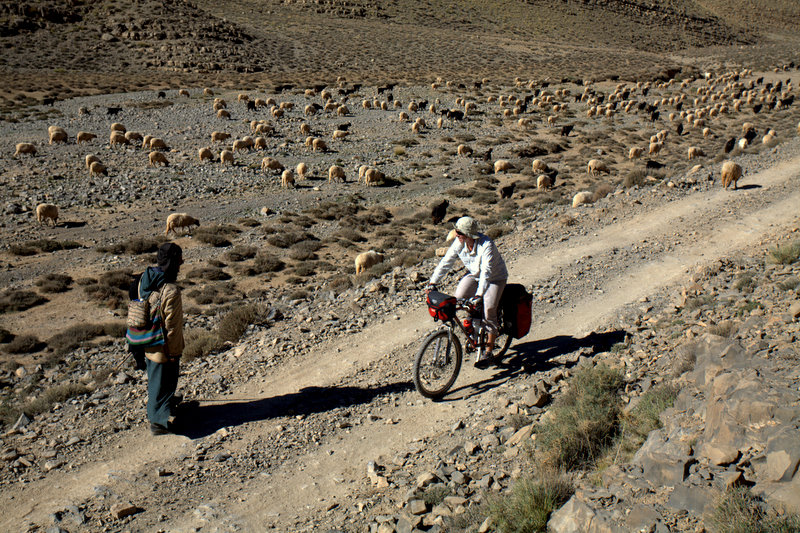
[1, 137, 798, 531]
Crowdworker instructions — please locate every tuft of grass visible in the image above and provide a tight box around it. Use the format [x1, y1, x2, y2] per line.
[684, 294, 714, 311]
[23, 383, 91, 418]
[0, 290, 48, 314]
[776, 276, 799, 291]
[186, 284, 242, 305]
[185, 266, 231, 281]
[267, 230, 314, 248]
[182, 328, 224, 361]
[47, 322, 126, 358]
[592, 182, 614, 202]
[535, 364, 624, 470]
[8, 239, 81, 256]
[624, 169, 647, 188]
[734, 273, 756, 293]
[422, 485, 450, 506]
[711, 487, 800, 533]
[216, 304, 264, 343]
[194, 225, 240, 247]
[708, 320, 737, 337]
[34, 273, 73, 293]
[251, 253, 285, 274]
[488, 471, 574, 533]
[225, 245, 257, 262]
[736, 300, 762, 316]
[767, 241, 800, 265]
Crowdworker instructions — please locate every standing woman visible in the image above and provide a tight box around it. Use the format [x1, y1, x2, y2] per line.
[426, 216, 508, 367]
[135, 242, 185, 435]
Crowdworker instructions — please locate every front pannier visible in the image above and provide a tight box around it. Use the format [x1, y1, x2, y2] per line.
[427, 290, 457, 322]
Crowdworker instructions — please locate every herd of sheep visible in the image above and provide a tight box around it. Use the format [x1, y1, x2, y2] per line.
[12, 65, 800, 279]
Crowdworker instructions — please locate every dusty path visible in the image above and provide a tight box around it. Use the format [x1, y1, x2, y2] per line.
[1, 153, 798, 531]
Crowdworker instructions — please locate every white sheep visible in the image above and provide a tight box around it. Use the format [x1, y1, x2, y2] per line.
[312, 138, 327, 152]
[110, 122, 126, 133]
[149, 138, 167, 150]
[85, 154, 100, 169]
[648, 142, 663, 155]
[537, 174, 553, 190]
[328, 165, 346, 183]
[299, 123, 311, 135]
[587, 159, 610, 176]
[254, 137, 267, 150]
[36, 203, 58, 226]
[281, 169, 295, 188]
[721, 161, 743, 189]
[217, 109, 231, 119]
[220, 150, 234, 165]
[109, 131, 129, 147]
[494, 159, 513, 173]
[355, 250, 385, 274]
[125, 131, 143, 143]
[364, 168, 383, 186]
[628, 147, 643, 160]
[232, 139, 249, 152]
[261, 157, 284, 173]
[337, 105, 349, 116]
[142, 135, 153, 149]
[332, 129, 348, 140]
[89, 161, 107, 176]
[149, 151, 169, 167]
[531, 159, 549, 173]
[572, 191, 594, 208]
[49, 129, 67, 144]
[165, 213, 200, 236]
[296, 162, 308, 179]
[687, 146, 704, 160]
[457, 144, 473, 156]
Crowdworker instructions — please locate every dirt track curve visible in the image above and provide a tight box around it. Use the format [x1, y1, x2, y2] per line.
[2, 151, 799, 531]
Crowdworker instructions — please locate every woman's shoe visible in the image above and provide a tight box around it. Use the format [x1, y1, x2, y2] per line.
[474, 350, 492, 369]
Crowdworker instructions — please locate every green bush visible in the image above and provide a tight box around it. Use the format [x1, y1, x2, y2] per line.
[488, 471, 573, 533]
[535, 364, 624, 470]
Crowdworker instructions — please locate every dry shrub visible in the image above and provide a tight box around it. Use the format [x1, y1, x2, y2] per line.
[96, 236, 166, 255]
[325, 274, 353, 293]
[624, 169, 647, 188]
[357, 205, 392, 226]
[267, 230, 314, 248]
[225, 245, 257, 262]
[182, 328, 224, 361]
[592, 182, 614, 201]
[22, 383, 91, 418]
[186, 283, 242, 305]
[47, 322, 126, 357]
[306, 199, 360, 221]
[9, 239, 81, 256]
[34, 273, 73, 293]
[216, 303, 265, 343]
[0, 290, 48, 314]
[98, 269, 134, 290]
[83, 284, 126, 310]
[237, 217, 261, 227]
[335, 227, 366, 242]
[195, 225, 240, 247]
[185, 266, 231, 281]
[2, 334, 45, 354]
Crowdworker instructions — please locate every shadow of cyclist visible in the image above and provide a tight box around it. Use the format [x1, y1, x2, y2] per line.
[442, 329, 628, 401]
[173, 381, 413, 439]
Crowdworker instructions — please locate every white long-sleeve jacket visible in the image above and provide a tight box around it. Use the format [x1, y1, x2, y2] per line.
[429, 234, 508, 297]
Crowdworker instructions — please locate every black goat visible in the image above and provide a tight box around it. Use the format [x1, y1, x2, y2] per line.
[42, 97, 55, 106]
[645, 160, 665, 170]
[482, 148, 493, 162]
[744, 128, 757, 144]
[336, 122, 351, 131]
[107, 107, 122, 116]
[676, 123, 683, 136]
[157, 91, 166, 99]
[560, 124, 574, 137]
[723, 137, 736, 154]
[431, 200, 449, 225]
[752, 104, 762, 114]
[246, 100, 256, 111]
[499, 182, 516, 199]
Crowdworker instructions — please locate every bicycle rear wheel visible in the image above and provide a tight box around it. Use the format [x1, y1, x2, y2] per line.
[413, 329, 462, 399]
[492, 307, 513, 360]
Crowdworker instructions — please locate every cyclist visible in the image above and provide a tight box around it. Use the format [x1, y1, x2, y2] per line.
[426, 216, 508, 368]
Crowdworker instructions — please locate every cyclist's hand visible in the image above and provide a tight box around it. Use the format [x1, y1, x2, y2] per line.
[468, 296, 483, 308]
[425, 284, 437, 294]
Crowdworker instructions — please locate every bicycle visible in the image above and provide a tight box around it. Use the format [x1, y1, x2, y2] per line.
[413, 289, 513, 399]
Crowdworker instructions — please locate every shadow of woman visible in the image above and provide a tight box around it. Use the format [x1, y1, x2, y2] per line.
[173, 380, 414, 439]
[441, 329, 628, 401]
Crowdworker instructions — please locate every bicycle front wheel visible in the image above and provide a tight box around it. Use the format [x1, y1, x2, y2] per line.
[413, 329, 462, 399]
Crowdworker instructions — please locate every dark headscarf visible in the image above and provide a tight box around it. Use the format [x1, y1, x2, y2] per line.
[156, 242, 183, 282]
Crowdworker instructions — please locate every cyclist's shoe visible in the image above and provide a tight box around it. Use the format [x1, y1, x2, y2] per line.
[474, 350, 492, 369]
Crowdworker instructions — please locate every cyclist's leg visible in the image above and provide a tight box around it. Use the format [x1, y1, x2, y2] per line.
[483, 280, 507, 352]
[454, 274, 478, 299]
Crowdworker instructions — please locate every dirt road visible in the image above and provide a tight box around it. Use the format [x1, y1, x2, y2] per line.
[2, 151, 798, 531]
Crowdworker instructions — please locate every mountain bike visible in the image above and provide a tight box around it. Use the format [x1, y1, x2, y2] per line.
[413, 290, 512, 399]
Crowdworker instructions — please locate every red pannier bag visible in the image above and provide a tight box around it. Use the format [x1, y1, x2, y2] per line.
[501, 283, 533, 339]
[427, 291, 457, 322]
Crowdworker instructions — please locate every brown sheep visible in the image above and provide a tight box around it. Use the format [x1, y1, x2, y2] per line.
[232, 139, 249, 152]
[49, 130, 67, 144]
[364, 168, 383, 186]
[110, 122, 126, 133]
[198, 147, 214, 162]
[254, 137, 267, 150]
[328, 165, 346, 183]
[494, 159, 514, 173]
[217, 109, 231, 119]
[76, 131, 97, 144]
[721, 161, 743, 189]
[587, 159, 611, 176]
[312, 138, 327, 152]
[125, 131, 143, 143]
[220, 150, 234, 165]
[457, 144, 473, 156]
[628, 147, 643, 160]
[149, 138, 168, 150]
[36, 203, 58, 226]
[149, 151, 169, 167]
[281, 169, 295, 188]
[142, 135, 153, 149]
[89, 161, 108, 176]
[179, 89, 190, 97]
[261, 157, 284, 173]
[687, 146, 705, 160]
[211, 131, 231, 143]
[537, 174, 554, 190]
[296, 162, 308, 179]
[531, 159, 549, 173]
[299, 123, 311, 135]
[85, 154, 100, 169]
[648, 142, 663, 155]
[109, 131, 129, 147]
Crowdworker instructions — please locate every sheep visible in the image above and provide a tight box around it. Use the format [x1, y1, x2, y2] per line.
[702, 127, 711, 138]
[629, 147, 643, 160]
[305, 136, 315, 147]
[254, 137, 267, 150]
[337, 105, 350, 116]
[494, 159, 513, 173]
[142, 135, 153, 149]
[109, 131, 129, 147]
[47, 125, 65, 136]
[203, 88, 214, 96]
[738, 137, 749, 150]
[572, 191, 594, 207]
[149, 138, 167, 150]
[312, 138, 327, 152]
[255, 123, 273, 135]
[124, 131, 143, 143]
[85, 154, 100, 169]
[281, 169, 295, 188]
[328, 165, 346, 183]
[299, 123, 311, 135]
[398, 111, 409, 121]
[358, 164, 369, 183]
[254, 98, 267, 109]
[165, 213, 200, 236]
[179, 89, 190, 97]
[36, 203, 58, 226]
[211, 131, 231, 143]
[237, 93, 249, 102]
[457, 144, 473, 156]
[431, 199, 449, 224]
[220, 150, 234, 165]
[721, 161, 743, 189]
[587, 159, 611, 176]
[304, 104, 317, 116]
[355, 250, 386, 274]
[271, 107, 284, 119]
[261, 157, 284, 173]
[89, 161, 108, 176]
[537, 174, 554, 190]
[436, 117, 444, 128]
[232, 139, 249, 152]
[296, 162, 308, 179]
[364, 168, 383, 186]
[762, 132, 776, 144]
[649, 142, 663, 155]
[687, 146, 705, 160]
[49, 129, 67, 144]
[217, 109, 231, 119]
[198, 147, 214, 162]
[213, 98, 227, 109]
[110, 122, 126, 133]
[742, 122, 755, 134]
[332, 129, 348, 140]
[531, 159, 549, 173]
[149, 151, 169, 167]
